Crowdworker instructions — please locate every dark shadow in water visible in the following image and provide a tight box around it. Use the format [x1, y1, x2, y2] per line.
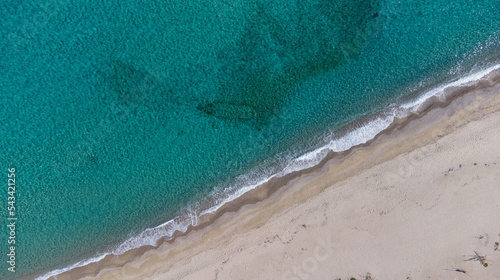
[200, 0, 381, 128]
[107, 60, 160, 107]
[100, 0, 381, 130]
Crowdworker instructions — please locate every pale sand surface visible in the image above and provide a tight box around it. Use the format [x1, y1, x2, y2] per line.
[80, 85, 500, 280]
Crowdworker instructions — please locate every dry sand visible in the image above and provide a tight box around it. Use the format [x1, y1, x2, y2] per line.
[61, 79, 500, 280]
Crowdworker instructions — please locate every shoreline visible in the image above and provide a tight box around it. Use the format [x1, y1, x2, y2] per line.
[34, 64, 500, 280]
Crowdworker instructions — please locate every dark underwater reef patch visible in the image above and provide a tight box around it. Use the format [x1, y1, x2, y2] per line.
[204, 0, 381, 126]
[197, 101, 257, 120]
[107, 60, 160, 107]
[101, 0, 381, 128]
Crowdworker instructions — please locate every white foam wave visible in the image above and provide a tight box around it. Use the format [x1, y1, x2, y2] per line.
[36, 63, 500, 280]
[35, 254, 108, 280]
[401, 64, 500, 112]
[280, 112, 397, 175]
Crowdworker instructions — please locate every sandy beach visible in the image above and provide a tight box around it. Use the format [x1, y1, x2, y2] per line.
[49, 70, 500, 280]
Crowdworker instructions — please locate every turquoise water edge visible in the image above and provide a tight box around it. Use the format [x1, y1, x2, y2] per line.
[1, 0, 499, 278]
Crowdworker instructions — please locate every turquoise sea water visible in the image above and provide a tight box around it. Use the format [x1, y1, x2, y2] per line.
[1, 0, 499, 278]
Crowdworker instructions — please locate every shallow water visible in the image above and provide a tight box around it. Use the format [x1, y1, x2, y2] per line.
[1, 0, 499, 278]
